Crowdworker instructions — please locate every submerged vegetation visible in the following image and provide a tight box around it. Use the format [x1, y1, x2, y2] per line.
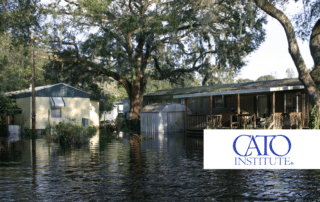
[115, 117, 140, 133]
[45, 118, 97, 145]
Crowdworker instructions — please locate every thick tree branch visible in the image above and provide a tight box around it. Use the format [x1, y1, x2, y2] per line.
[128, 0, 137, 15]
[254, 0, 320, 106]
[34, 54, 132, 94]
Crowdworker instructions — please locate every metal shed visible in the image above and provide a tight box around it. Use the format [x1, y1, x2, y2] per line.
[140, 103, 192, 133]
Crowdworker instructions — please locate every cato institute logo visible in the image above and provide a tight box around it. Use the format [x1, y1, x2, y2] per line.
[204, 130, 320, 169]
[233, 135, 293, 166]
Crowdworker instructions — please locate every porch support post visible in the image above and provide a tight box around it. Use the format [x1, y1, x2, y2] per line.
[209, 96, 213, 115]
[272, 92, 275, 114]
[284, 94, 286, 113]
[302, 93, 305, 127]
[185, 98, 188, 114]
[296, 93, 299, 112]
[237, 94, 240, 114]
[256, 96, 258, 117]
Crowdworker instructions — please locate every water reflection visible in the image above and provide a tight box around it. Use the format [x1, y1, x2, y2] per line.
[0, 131, 320, 201]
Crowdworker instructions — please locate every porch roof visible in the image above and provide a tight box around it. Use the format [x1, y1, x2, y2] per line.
[144, 78, 304, 99]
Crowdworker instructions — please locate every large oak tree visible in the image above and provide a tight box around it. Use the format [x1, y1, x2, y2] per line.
[39, 0, 266, 124]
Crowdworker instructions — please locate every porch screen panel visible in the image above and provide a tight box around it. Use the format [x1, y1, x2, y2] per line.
[240, 95, 254, 114]
[275, 92, 284, 112]
[215, 96, 223, 108]
[286, 93, 297, 113]
[258, 96, 268, 118]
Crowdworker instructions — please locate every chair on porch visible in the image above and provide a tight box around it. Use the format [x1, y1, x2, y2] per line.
[230, 114, 240, 129]
[282, 112, 301, 129]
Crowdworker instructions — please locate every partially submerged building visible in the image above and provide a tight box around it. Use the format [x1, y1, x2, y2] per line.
[140, 103, 191, 133]
[101, 99, 130, 122]
[5, 83, 99, 133]
[143, 78, 311, 133]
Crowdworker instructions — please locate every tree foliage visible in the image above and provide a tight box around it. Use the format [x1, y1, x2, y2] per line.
[144, 75, 200, 94]
[0, 0, 42, 44]
[236, 78, 254, 83]
[285, 68, 295, 78]
[292, 0, 320, 41]
[309, 105, 319, 129]
[0, 33, 50, 92]
[0, 93, 22, 120]
[0, 0, 50, 92]
[39, 0, 267, 122]
[256, 75, 276, 81]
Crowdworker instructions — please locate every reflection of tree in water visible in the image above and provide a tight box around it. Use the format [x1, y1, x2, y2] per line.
[0, 140, 22, 164]
[129, 134, 143, 178]
[128, 134, 148, 200]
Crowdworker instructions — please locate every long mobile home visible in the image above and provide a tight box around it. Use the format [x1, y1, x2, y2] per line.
[143, 79, 312, 133]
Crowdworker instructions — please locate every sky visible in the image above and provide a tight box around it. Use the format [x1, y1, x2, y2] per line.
[237, 3, 314, 81]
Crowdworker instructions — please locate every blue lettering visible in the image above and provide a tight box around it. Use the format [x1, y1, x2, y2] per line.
[269, 135, 291, 156]
[245, 136, 262, 156]
[233, 135, 251, 156]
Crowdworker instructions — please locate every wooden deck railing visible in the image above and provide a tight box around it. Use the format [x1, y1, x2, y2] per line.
[187, 112, 302, 130]
[229, 114, 255, 129]
[282, 112, 302, 129]
[264, 113, 282, 129]
[264, 112, 301, 129]
[242, 114, 256, 129]
[186, 115, 207, 129]
[206, 115, 222, 129]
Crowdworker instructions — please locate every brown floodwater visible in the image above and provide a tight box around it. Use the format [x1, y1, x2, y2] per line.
[0, 131, 320, 201]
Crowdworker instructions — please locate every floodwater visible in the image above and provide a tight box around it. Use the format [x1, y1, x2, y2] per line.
[1, 131, 320, 201]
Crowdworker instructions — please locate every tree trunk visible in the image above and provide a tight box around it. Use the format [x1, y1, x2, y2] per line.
[129, 70, 144, 126]
[254, 0, 320, 112]
[310, 19, 320, 86]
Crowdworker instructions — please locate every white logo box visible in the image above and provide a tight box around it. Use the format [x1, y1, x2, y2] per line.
[204, 130, 320, 169]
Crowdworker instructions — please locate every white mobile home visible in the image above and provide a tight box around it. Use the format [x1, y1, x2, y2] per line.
[5, 83, 99, 133]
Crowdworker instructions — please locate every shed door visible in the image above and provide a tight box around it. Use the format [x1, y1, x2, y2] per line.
[141, 112, 160, 133]
[167, 112, 185, 132]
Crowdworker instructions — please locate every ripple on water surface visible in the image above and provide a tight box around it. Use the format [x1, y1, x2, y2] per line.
[0, 132, 320, 201]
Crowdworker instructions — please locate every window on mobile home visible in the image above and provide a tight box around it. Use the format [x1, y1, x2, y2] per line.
[215, 96, 224, 108]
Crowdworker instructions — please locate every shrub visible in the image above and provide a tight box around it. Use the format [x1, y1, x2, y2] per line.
[309, 105, 319, 129]
[47, 118, 97, 145]
[104, 124, 116, 132]
[87, 126, 98, 138]
[120, 119, 140, 132]
[115, 117, 124, 130]
[0, 94, 22, 121]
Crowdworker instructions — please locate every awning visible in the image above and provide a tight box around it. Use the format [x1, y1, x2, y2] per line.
[50, 97, 66, 107]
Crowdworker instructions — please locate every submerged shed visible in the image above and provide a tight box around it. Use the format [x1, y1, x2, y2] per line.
[140, 103, 191, 133]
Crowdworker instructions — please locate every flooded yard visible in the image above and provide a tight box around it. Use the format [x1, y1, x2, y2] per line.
[0, 131, 320, 201]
